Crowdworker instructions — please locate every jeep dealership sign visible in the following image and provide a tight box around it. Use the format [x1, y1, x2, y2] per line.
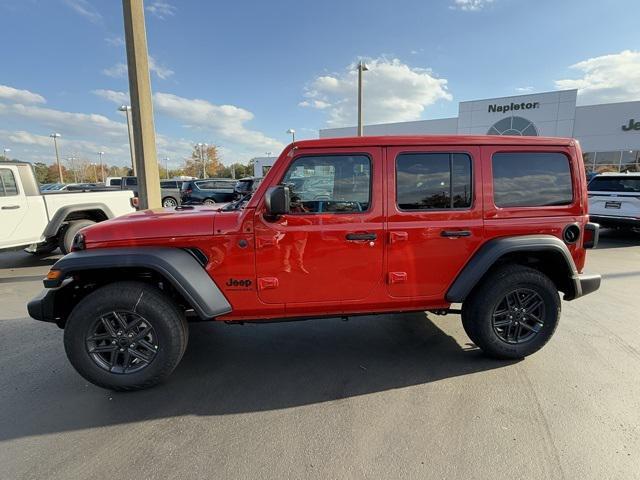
[622, 119, 640, 131]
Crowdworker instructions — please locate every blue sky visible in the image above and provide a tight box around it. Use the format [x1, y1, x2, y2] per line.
[0, 0, 639, 168]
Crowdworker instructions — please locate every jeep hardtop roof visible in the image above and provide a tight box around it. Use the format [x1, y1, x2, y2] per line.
[293, 135, 575, 149]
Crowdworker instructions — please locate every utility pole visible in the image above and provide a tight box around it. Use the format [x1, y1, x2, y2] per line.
[118, 105, 136, 175]
[122, 0, 161, 209]
[357, 61, 369, 137]
[50, 133, 64, 183]
[164, 157, 169, 179]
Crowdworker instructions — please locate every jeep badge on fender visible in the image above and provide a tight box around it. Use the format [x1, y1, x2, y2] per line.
[27, 135, 601, 391]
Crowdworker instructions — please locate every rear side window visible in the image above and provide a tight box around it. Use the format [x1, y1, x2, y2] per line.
[396, 153, 472, 210]
[0, 169, 18, 196]
[492, 152, 572, 207]
[588, 176, 640, 193]
[160, 180, 176, 188]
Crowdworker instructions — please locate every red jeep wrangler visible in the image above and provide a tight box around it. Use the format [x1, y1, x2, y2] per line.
[28, 136, 601, 391]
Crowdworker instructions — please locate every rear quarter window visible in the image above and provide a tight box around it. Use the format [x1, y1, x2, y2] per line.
[492, 152, 573, 207]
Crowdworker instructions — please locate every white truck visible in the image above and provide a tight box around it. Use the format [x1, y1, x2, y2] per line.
[0, 161, 135, 254]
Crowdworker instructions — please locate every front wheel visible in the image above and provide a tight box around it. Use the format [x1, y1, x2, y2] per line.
[461, 265, 560, 359]
[63, 281, 188, 391]
[202, 198, 216, 206]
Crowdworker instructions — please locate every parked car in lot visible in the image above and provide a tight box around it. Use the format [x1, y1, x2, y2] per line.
[180, 178, 236, 205]
[234, 176, 262, 197]
[0, 161, 135, 254]
[28, 135, 601, 391]
[119, 176, 183, 208]
[588, 172, 640, 230]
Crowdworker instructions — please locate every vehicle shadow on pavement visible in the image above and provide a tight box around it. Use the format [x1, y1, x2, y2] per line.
[596, 229, 639, 249]
[0, 312, 518, 442]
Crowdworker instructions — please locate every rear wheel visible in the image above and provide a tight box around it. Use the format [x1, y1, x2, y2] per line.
[162, 196, 178, 208]
[461, 265, 560, 359]
[64, 281, 188, 391]
[59, 219, 95, 255]
[203, 198, 216, 206]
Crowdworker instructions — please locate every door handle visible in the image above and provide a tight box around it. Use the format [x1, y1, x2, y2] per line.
[1, 205, 20, 210]
[346, 232, 377, 241]
[440, 230, 471, 238]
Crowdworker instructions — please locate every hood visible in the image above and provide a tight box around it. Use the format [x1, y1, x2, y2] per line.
[83, 206, 220, 245]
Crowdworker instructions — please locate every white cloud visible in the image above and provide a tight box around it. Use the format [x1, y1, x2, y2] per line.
[92, 89, 130, 105]
[515, 86, 534, 93]
[102, 63, 128, 79]
[146, 1, 177, 20]
[0, 84, 46, 104]
[105, 36, 125, 47]
[301, 57, 452, 127]
[148, 56, 175, 80]
[102, 55, 174, 80]
[554, 50, 640, 104]
[63, 0, 101, 23]
[450, 0, 494, 11]
[154, 93, 284, 158]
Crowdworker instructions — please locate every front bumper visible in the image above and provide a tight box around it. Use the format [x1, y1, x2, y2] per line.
[27, 288, 59, 324]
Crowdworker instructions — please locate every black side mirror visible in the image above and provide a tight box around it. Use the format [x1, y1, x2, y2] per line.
[265, 185, 290, 215]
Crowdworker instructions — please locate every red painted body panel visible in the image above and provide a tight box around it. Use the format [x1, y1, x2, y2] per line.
[81, 135, 590, 321]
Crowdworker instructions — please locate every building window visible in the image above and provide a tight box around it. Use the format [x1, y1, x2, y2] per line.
[594, 151, 622, 173]
[487, 116, 538, 136]
[621, 150, 640, 172]
[396, 153, 472, 210]
[582, 152, 596, 173]
[492, 152, 572, 207]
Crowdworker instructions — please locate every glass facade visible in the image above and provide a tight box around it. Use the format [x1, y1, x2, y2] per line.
[582, 150, 640, 173]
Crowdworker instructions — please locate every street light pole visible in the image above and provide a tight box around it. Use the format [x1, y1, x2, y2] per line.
[286, 128, 296, 143]
[197, 143, 207, 178]
[118, 105, 136, 175]
[2, 148, 10, 159]
[164, 157, 169, 179]
[68, 156, 78, 183]
[357, 61, 369, 137]
[97, 151, 105, 183]
[49, 133, 63, 183]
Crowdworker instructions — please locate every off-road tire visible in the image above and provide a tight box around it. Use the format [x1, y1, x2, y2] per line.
[59, 219, 95, 255]
[461, 265, 560, 359]
[64, 281, 188, 391]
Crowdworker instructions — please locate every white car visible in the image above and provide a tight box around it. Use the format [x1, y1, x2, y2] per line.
[588, 172, 640, 230]
[0, 161, 135, 254]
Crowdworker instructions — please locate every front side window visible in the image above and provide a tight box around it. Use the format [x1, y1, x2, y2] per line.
[396, 153, 472, 210]
[492, 152, 572, 207]
[281, 155, 371, 213]
[0, 169, 18, 196]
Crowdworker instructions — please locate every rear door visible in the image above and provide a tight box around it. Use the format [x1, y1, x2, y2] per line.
[385, 145, 484, 299]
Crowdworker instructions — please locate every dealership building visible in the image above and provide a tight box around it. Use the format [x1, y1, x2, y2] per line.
[320, 89, 640, 172]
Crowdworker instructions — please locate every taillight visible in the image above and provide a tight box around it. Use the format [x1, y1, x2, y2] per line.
[130, 197, 140, 209]
[583, 222, 599, 249]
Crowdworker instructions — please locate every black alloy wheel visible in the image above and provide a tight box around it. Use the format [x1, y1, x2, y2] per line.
[491, 288, 545, 344]
[86, 311, 159, 374]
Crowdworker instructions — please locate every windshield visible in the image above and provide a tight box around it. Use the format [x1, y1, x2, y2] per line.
[589, 176, 640, 192]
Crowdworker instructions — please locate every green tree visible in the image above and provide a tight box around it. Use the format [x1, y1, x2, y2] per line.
[33, 162, 49, 184]
[183, 145, 222, 178]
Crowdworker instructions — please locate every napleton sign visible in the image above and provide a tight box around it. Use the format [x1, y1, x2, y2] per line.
[488, 102, 540, 114]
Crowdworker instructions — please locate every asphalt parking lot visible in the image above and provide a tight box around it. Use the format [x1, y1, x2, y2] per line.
[0, 230, 639, 480]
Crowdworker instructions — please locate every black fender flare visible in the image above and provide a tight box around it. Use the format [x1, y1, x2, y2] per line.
[446, 235, 582, 303]
[42, 247, 231, 319]
[43, 203, 115, 238]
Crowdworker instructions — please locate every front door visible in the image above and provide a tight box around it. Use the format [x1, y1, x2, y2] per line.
[254, 147, 384, 307]
[385, 145, 484, 299]
[0, 166, 29, 248]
